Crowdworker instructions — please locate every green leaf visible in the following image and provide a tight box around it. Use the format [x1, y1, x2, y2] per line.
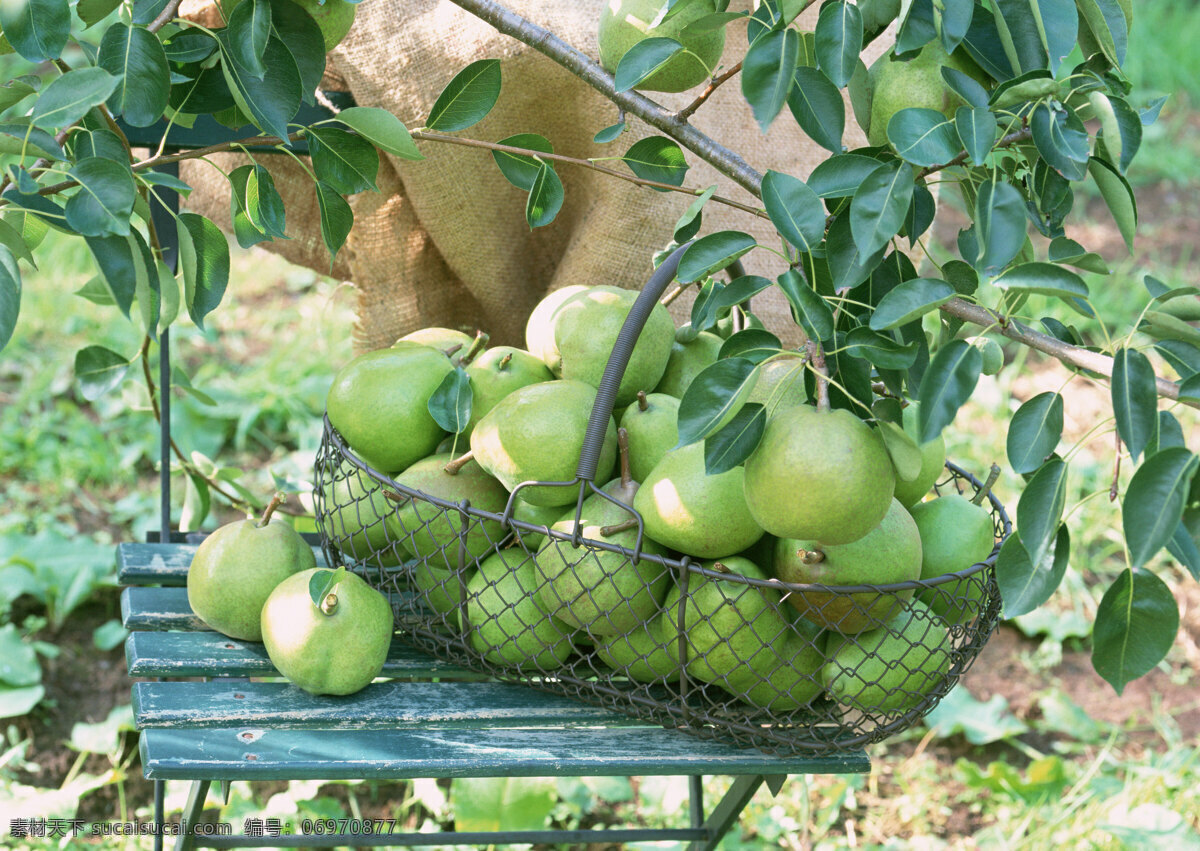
[428, 367, 473, 434]
[712, 274, 773, 311]
[761, 170, 825, 254]
[1076, 0, 1128, 67]
[677, 231, 756, 283]
[65, 158, 136, 238]
[157, 259, 180, 333]
[704, 403, 766, 475]
[904, 180, 935, 245]
[776, 267, 833, 341]
[1167, 520, 1200, 581]
[335, 106, 424, 160]
[0, 76, 38, 113]
[314, 181, 353, 260]
[622, 136, 689, 190]
[614, 37, 684, 93]
[308, 126, 380, 195]
[0, 245, 19, 353]
[1017, 457, 1068, 569]
[1031, 103, 1089, 181]
[593, 121, 626, 144]
[1088, 156, 1136, 253]
[453, 777, 557, 834]
[973, 176, 1027, 277]
[230, 163, 287, 248]
[917, 339, 981, 442]
[895, 0, 937, 54]
[0, 623, 39, 687]
[0, 685, 44, 719]
[491, 133, 553, 191]
[71, 127, 128, 163]
[996, 525, 1070, 618]
[98, 24, 171, 128]
[742, 28, 799, 132]
[1048, 237, 1108, 274]
[869, 277, 954, 330]
[689, 278, 721, 334]
[177, 213, 230, 331]
[1087, 92, 1140, 175]
[31, 68, 120, 131]
[825, 210, 885, 290]
[814, 1, 863, 88]
[1007, 391, 1063, 475]
[718, 328, 782, 364]
[877, 418, 921, 480]
[806, 153, 880, 198]
[1111, 348, 1159, 464]
[78, 0, 122, 26]
[308, 566, 345, 608]
[226, 0, 272, 79]
[84, 235, 135, 317]
[0, 121, 65, 161]
[924, 688, 1029, 746]
[993, 262, 1089, 300]
[0, 0, 69, 62]
[850, 160, 914, 258]
[268, 0, 325, 105]
[940, 66, 989, 108]
[1092, 568, 1178, 695]
[887, 108, 960, 167]
[787, 66, 844, 154]
[843, 325, 918, 369]
[130, 229, 160, 340]
[132, 0, 170, 25]
[673, 185, 716, 242]
[218, 34, 302, 140]
[525, 163, 564, 229]
[426, 59, 501, 132]
[1123, 447, 1199, 567]
[74, 345, 130, 401]
[162, 30, 218, 64]
[676, 359, 760, 447]
[955, 106, 997, 167]
[69, 703, 134, 753]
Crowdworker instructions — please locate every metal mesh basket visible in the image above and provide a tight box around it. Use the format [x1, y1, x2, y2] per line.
[312, 245, 1011, 755]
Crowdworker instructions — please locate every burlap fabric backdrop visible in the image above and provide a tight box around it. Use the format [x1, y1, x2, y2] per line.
[181, 1, 889, 351]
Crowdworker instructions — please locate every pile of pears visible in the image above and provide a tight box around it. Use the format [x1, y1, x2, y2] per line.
[319, 283, 1000, 720]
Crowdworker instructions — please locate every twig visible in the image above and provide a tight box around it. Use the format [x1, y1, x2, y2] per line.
[916, 127, 1034, 179]
[444, 0, 764, 196]
[148, 0, 184, 33]
[1111, 432, 1122, 502]
[676, 61, 743, 122]
[806, 340, 829, 412]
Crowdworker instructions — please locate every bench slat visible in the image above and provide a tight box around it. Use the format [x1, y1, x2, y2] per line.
[123, 587, 209, 631]
[133, 680, 646, 730]
[140, 726, 871, 780]
[118, 542, 329, 586]
[126, 632, 480, 680]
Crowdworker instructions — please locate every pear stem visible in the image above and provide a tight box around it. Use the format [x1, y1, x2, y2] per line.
[383, 489, 411, 505]
[710, 561, 731, 574]
[256, 493, 287, 527]
[637, 390, 649, 412]
[498, 352, 512, 370]
[443, 450, 475, 476]
[971, 464, 1002, 506]
[442, 343, 465, 359]
[600, 518, 638, 537]
[806, 340, 830, 412]
[457, 331, 489, 366]
[320, 593, 338, 616]
[799, 549, 825, 565]
[618, 427, 632, 488]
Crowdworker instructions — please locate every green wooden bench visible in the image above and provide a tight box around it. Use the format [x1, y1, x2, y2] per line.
[120, 540, 870, 849]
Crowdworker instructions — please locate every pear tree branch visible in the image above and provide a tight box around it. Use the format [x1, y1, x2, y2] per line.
[676, 61, 743, 121]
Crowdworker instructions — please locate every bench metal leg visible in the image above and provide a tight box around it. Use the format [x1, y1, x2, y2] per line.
[174, 779, 212, 851]
[154, 779, 165, 851]
[688, 774, 775, 851]
[689, 775, 704, 830]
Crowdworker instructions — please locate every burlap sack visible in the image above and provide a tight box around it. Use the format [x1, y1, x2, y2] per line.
[181, 1, 889, 351]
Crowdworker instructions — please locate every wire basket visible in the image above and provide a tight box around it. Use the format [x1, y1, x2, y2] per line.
[312, 246, 1011, 755]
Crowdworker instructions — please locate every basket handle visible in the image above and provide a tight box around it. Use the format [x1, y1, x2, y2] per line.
[574, 242, 692, 482]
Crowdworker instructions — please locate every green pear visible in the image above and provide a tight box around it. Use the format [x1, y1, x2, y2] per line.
[594, 609, 682, 683]
[892, 403, 947, 509]
[619, 392, 680, 483]
[326, 346, 453, 473]
[968, 336, 1004, 375]
[743, 406, 895, 545]
[463, 549, 576, 672]
[510, 496, 567, 551]
[714, 309, 766, 339]
[260, 567, 393, 696]
[822, 599, 953, 714]
[397, 327, 474, 357]
[863, 42, 991, 147]
[321, 462, 410, 568]
[526, 284, 589, 373]
[745, 354, 808, 417]
[774, 498, 922, 634]
[187, 497, 315, 642]
[598, 0, 725, 93]
[553, 286, 676, 407]
[387, 453, 509, 616]
[470, 380, 617, 507]
[663, 558, 824, 710]
[910, 494, 995, 625]
[655, 331, 722, 398]
[463, 346, 555, 439]
[634, 442, 764, 559]
[535, 456, 669, 635]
